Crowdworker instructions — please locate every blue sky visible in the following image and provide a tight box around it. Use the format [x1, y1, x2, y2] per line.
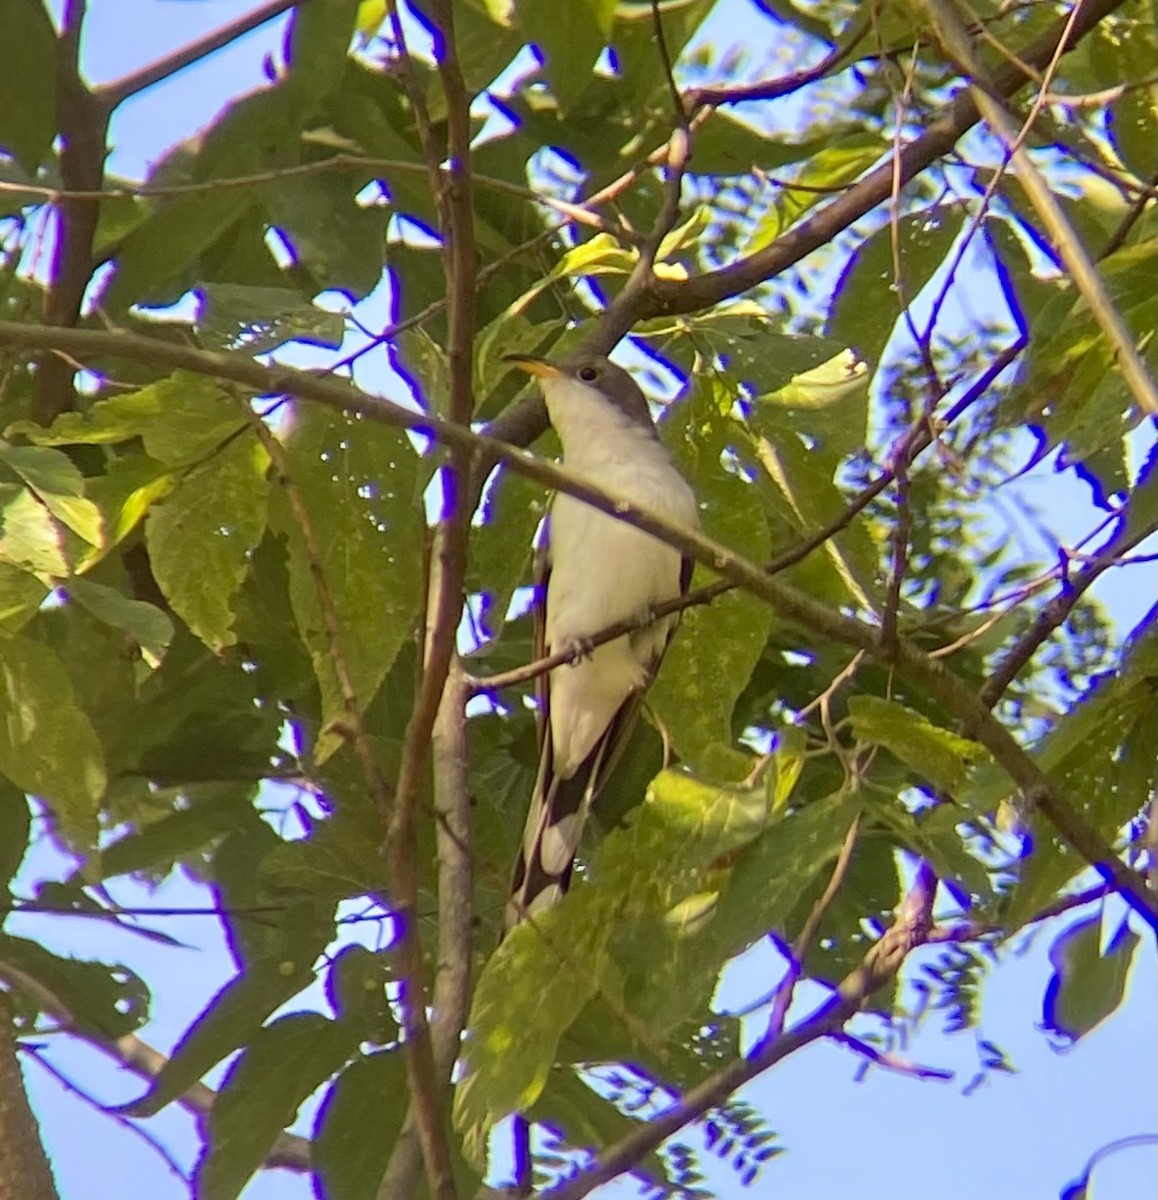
[13, 4, 1157, 1199]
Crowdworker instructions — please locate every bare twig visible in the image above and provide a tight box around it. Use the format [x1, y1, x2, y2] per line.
[684, 15, 869, 109]
[23, 1046, 189, 1182]
[0, 958, 310, 1171]
[832, 1031, 954, 1082]
[1099, 166, 1158, 260]
[97, 0, 300, 107]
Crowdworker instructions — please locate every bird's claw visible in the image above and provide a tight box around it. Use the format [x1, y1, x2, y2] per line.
[564, 635, 595, 664]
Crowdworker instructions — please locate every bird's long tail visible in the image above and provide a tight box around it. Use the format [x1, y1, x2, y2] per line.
[504, 748, 595, 933]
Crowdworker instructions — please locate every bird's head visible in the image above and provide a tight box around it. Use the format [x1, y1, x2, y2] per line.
[504, 353, 655, 432]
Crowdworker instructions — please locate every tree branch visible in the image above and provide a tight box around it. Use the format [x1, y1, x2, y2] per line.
[0, 320, 1151, 925]
[0, 959, 310, 1172]
[35, 0, 110, 425]
[96, 0, 301, 108]
[629, 0, 1129, 327]
[0, 994, 60, 1200]
[979, 507, 1158, 708]
[375, 3, 476, 1196]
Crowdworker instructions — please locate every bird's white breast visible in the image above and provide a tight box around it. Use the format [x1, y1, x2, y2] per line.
[542, 377, 698, 774]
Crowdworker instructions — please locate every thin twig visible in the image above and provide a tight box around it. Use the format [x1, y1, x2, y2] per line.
[0, 957, 311, 1171]
[979, 507, 1158, 708]
[684, 14, 869, 109]
[831, 1031, 954, 1081]
[23, 1046, 190, 1182]
[633, 0, 1129, 328]
[97, 0, 300, 107]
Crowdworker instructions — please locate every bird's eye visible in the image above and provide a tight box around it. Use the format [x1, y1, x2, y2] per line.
[577, 366, 598, 382]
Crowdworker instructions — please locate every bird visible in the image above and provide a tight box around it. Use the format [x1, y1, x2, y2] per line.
[502, 353, 699, 932]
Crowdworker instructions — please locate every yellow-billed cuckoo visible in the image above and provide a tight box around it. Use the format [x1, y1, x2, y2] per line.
[503, 354, 699, 931]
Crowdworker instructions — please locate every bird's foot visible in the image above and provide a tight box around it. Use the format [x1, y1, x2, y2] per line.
[562, 635, 595, 664]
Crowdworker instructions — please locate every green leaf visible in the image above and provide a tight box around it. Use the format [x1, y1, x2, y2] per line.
[64, 577, 174, 669]
[650, 380, 772, 772]
[615, 787, 864, 1034]
[742, 132, 886, 252]
[122, 947, 327, 1118]
[0, 483, 67, 576]
[100, 187, 258, 313]
[196, 1012, 359, 1200]
[0, 635, 106, 846]
[0, 934, 148, 1038]
[325, 946, 397, 1044]
[0, 0, 56, 173]
[263, 173, 388, 297]
[0, 777, 30, 894]
[90, 783, 262, 882]
[0, 562, 50, 631]
[1042, 913, 1141, 1042]
[456, 772, 784, 1154]
[827, 205, 966, 366]
[518, 0, 612, 111]
[8, 372, 250, 465]
[146, 433, 270, 652]
[848, 695, 990, 795]
[286, 0, 359, 102]
[197, 284, 346, 353]
[312, 1050, 410, 1200]
[272, 405, 424, 760]
[0, 444, 104, 546]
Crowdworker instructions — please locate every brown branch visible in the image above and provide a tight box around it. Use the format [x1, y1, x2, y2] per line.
[0, 319, 1151, 929]
[377, 665, 474, 1200]
[684, 14, 869, 109]
[535, 864, 938, 1200]
[35, 0, 110, 426]
[376, 4, 476, 1198]
[627, 0, 1129, 329]
[0, 995, 60, 1200]
[96, 0, 301, 107]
